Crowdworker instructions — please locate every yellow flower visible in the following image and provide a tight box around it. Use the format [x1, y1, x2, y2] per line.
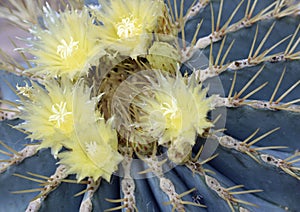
[127, 71, 214, 163]
[17, 79, 97, 157]
[92, 0, 164, 58]
[27, 5, 105, 79]
[58, 115, 123, 182]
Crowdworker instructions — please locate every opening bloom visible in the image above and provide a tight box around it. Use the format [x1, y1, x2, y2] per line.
[17, 79, 98, 157]
[26, 5, 105, 79]
[58, 95, 123, 181]
[92, 0, 165, 58]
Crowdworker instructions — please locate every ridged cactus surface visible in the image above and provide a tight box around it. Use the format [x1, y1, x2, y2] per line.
[0, 0, 300, 211]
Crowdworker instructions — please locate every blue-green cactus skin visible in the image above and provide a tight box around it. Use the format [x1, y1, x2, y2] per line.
[0, 0, 300, 211]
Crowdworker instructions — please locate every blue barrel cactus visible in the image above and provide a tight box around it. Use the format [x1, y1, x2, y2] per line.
[0, 0, 300, 211]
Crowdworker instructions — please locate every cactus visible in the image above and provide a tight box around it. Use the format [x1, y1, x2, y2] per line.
[0, 0, 300, 211]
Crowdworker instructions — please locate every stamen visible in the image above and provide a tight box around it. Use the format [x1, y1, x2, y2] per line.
[85, 141, 98, 156]
[57, 37, 79, 59]
[116, 15, 142, 39]
[48, 101, 72, 127]
[161, 99, 179, 119]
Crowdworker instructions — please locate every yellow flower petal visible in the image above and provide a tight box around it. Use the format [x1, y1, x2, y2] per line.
[26, 6, 105, 79]
[17, 78, 97, 157]
[92, 0, 164, 58]
[113, 70, 214, 163]
[59, 117, 123, 182]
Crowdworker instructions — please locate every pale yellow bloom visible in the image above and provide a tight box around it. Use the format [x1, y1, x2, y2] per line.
[128, 71, 214, 163]
[27, 6, 105, 79]
[93, 0, 164, 58]
[58, 115, 123, 181]
[17, 79, 97, 157]
[17, 77, 122, 181]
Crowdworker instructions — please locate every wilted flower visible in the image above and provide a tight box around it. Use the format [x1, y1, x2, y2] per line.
[26, 5, 105, 79]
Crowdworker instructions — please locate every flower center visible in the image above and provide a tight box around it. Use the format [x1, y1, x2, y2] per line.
[85, 141, 110, 166]
[161, 98, 182, 130]
[57, 37, 79, 59]
[48, 101, 72, 128]
[161, 99, 179, 120]
[116, 15, 142, 39]
[85, 141, 98, 157]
